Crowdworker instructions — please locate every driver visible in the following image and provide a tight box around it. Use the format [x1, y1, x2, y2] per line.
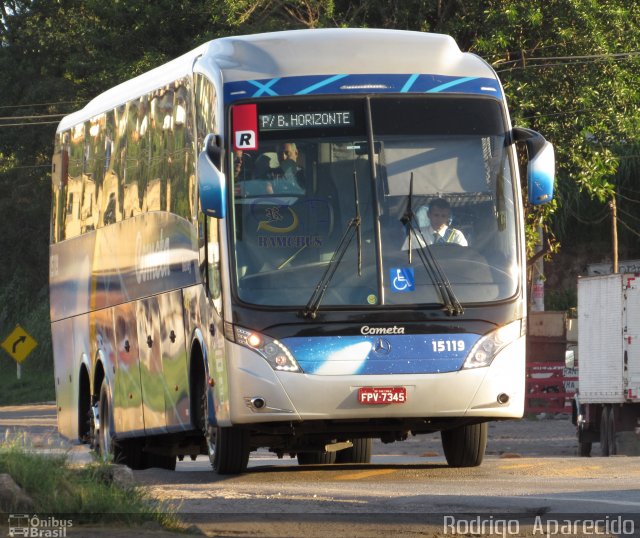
[402, 197, 467, 249]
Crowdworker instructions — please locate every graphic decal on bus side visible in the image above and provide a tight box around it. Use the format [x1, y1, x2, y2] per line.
[282, 333, 481, 375]
[224, 73, 502, 103]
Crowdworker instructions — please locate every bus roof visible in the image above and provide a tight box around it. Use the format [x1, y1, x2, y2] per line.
[57, 29, 497, 133]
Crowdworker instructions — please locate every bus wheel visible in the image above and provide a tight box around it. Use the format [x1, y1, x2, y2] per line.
[297, 450, 337, 465]
[207, 426, 250, 474]
[335, 438, 372, 464]
[441, 422, 488, 467]
[97, 379, 116, 462]
[600, 406, 610, 456]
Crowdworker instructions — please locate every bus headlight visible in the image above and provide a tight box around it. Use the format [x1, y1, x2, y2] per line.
[462, 320, 522, 369]
[233, 326, 301, 373]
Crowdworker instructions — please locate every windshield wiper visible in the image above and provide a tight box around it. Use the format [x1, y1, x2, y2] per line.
[401, 173, 464, 316]
[302, 170, 362, 319]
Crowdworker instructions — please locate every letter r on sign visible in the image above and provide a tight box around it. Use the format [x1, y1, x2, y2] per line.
[235, 130, 256, 150]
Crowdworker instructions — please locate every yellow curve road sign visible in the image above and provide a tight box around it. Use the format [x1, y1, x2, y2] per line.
[1, 324, 37, 364]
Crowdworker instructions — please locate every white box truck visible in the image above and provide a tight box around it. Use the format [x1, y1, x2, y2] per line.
[574, 273, 640, 456]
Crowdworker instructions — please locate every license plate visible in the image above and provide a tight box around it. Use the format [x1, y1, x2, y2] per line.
[357, 387, 407, 404]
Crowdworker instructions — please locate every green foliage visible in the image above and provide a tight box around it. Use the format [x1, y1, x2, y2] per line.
[468, 1, 640, 252]
[545, 287, 577, 312]
[0, 441, 180, 527]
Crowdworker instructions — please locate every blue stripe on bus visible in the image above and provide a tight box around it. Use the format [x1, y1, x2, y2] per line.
[400, 74, 420, 93]
[282, 333, 481, 375]
[248, 78, 281, 96]
[426, 76, 478, 93]
[224, 73, 502, 102]
[295, 74, 349, 95]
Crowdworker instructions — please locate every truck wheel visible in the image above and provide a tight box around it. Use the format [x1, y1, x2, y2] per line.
[335, 438, 373, 464]
[607, 406, 617, 456]
[441, 422, 488, 467]
[600, 406, 610, 456]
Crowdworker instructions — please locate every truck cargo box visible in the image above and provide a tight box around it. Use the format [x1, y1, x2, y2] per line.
[578, 273, 640, 404]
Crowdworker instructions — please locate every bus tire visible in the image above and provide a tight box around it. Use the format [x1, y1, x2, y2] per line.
[335, 438, 372, 464]
[210, 427, 250, 474]
[97, 379, 116, 462]
[97, 382, 152, 470]
[600, 406, 610, 456]
[441, 422, 488, 467]
[297, 450, 337, 465]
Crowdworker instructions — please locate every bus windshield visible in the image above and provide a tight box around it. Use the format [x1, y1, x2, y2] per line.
[230, 96, 517, 308]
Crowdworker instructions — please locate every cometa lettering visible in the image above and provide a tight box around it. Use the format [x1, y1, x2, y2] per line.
[361, 325, 405, 335]
[135, 230, 171, 284]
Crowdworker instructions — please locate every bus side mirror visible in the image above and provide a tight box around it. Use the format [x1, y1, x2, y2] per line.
[198, 134, 226, 219]
[512, 127, 555, 206]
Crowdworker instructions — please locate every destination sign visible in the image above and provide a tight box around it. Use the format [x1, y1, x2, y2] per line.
[259, 111, 353, 131]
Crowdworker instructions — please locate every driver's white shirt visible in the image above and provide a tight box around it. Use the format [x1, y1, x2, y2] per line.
[401, 225, 467, 250]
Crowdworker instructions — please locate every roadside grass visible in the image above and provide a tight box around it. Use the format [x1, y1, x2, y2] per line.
[0, 359, 54, 405]
[0, 438, 184, 530]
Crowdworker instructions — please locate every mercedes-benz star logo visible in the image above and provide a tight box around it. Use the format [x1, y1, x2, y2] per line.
[373, 338, 391, 355]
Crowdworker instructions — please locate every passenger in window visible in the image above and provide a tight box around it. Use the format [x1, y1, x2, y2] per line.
[402, 197, 467, 250]
[277, 142, 305, 188]
[256, 143, 305, 195]
[233, 150, 259, 195]
[233, 150, 252, 180]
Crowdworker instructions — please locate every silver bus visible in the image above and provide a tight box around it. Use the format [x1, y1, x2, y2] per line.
[50, 29, 555, 473]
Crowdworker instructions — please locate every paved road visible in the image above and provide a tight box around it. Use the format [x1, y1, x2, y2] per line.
[2, 404, 639, 538]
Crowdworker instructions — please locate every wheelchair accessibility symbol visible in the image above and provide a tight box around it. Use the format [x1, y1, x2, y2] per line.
[390, 267, 415, 292]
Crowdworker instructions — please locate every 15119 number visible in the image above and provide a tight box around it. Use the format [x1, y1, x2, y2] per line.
[431, 340, 466, 352]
